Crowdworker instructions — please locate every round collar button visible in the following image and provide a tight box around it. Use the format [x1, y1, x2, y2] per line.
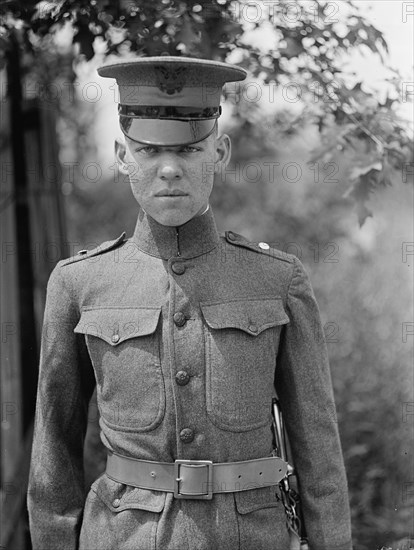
[172, 262, 186, 275]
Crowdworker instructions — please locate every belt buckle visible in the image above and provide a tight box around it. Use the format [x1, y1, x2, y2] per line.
[174, 459, 213, 500]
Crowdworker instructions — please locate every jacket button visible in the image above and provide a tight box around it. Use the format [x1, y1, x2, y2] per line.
[227, 231, 236, 241]
[249, 323, 258, 334]
[173, 312, 186, 327]
[112, 498, 121, 508]
[175, 370, 190, 386]
[111, 334, 120, 343]
[180, 428, 194, 443]
[258, 241, 270, 250]
[172, 262, 186, 275]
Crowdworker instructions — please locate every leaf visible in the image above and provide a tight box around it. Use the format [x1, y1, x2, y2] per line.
[73, 24, 95, 60]
[349, 161, 382, 181]
[344, 167, 382, 226]
[309, 123, 356, 162]
[354, 201, 372, 226]
[279, 37, 302, 60]
[176, 14, 201, 49]
[378, 156, 393, 187]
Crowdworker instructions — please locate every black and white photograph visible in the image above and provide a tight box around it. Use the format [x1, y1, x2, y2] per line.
[0, 1, 413, 549]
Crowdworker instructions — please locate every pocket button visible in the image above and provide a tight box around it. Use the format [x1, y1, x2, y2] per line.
[173, 312, 186, 327]
[248, 323, 258, 334]
[112, 498, 121, 508]
[180, 428, 194, 443]
[111, 334, 120, 344]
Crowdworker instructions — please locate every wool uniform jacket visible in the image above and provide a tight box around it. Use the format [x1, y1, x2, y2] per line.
[27, 207, 352, 550]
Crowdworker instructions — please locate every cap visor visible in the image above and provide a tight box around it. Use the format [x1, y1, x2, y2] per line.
[120, 117, 216, 146]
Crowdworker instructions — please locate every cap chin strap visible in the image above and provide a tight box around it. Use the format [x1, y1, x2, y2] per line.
[198, 204, 210, 216]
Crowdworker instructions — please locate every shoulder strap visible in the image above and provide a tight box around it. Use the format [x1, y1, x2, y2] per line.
[61, 232, 127, 267]
[225, 231, 295, 264]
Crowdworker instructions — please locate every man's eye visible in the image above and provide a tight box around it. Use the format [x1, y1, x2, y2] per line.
[136, 146, 158, 155]
[181, 146, 200, 153]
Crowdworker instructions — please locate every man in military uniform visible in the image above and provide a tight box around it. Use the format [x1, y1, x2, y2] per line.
[27, 57, 353, 550]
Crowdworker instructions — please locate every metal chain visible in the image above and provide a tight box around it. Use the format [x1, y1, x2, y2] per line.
[280, 482, 302, 537]
[279, 479, 310, 549]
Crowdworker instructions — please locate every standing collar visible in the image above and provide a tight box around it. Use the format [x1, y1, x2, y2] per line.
[130, 206, 220, 259]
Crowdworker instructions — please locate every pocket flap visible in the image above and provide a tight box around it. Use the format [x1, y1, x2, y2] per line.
[200, 298, 289, 336]
[74, 307, 161, 345]
[234, 485, 282, 514]
[91, 473, 166, 513]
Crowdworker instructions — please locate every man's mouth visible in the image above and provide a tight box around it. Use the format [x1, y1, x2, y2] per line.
[155, 189, 188, 197]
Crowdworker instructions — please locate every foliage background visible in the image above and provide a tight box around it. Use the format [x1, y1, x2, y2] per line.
[1, 1, 413, 548]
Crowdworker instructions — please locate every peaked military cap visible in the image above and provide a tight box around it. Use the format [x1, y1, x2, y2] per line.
[97, 56, 247, 146]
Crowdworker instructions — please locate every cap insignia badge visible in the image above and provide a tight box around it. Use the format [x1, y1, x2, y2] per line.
[154, 66, 188, 95]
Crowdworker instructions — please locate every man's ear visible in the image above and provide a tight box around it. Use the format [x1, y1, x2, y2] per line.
[214, 133, 231, 173]
[115, 138, 130, 175]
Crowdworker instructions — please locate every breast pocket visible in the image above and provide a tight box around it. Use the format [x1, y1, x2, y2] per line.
[200, 298, 289, 432]
[74, 307, 165, 431]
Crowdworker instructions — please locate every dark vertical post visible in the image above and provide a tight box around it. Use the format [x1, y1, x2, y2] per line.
[7, 31, 38, 435]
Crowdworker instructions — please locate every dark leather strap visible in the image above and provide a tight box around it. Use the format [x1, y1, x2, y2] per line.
[106, 451, 288, 500]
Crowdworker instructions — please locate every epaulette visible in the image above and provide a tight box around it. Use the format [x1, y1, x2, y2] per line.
[224, 231, 295, 264]
[60, 232, 127, 267]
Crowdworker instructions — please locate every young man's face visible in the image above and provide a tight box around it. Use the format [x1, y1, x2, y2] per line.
[116, 130, 231, 226]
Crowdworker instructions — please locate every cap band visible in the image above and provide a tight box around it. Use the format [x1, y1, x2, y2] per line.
[118, 105, 221, 120]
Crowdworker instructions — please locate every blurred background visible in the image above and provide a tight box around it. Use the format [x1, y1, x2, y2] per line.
[0, 1, 413, 549]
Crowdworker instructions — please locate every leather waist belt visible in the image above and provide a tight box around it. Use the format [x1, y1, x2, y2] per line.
[106, 451, 288, 500]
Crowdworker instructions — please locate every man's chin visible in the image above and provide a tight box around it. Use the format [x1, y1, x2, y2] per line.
[149, 211, 195, 227]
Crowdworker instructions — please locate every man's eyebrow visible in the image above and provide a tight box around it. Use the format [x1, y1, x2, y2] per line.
[131, 143, 204, 153]
[134, 144, 158, 150]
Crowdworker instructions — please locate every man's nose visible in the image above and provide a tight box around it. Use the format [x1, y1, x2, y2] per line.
[157, 154, 183, 181]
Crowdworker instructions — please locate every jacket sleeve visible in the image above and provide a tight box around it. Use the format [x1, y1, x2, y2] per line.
[27, 262, 95, 549]
[274, 257, 353, 550]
